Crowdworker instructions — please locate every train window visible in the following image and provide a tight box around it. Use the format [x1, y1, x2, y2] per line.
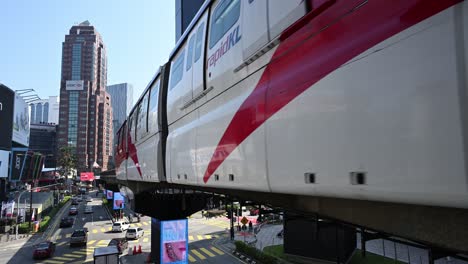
[186, 35, 196, 71]
[136, 91, 149, 140]
[148, 80, 160, 133]
[128, 113, 135, 141]
[194, 23, 204, 63]
[169, 49, 185, 90]
[209, 0, 240, 49]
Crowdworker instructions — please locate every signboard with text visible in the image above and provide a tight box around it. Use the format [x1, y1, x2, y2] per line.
[66, 80, 84, 91]
[80, 172, 94, 181]
[12, 93, 30, 147]
[113, 192, 125, 210]
[160, 219, 188, 264]
[0, 85, 14, 150]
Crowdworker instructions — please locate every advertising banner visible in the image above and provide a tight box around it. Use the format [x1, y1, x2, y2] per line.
[10, 148, 27, 181]
[160, 219, 188, 264]
[21, 151, 35, 181]
[80, 172, 95, 181]
[0, 150, 9, 178]
[113, 192, 125, 210]
[12, 93, 30, 147]
[106, 190, 113, 200]
[0, 84, 14, 150]
[66, 80, 84, 91]
[1, 201, 15, 218]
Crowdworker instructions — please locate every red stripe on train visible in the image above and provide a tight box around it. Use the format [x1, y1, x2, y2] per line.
[202, 0, 461, 183]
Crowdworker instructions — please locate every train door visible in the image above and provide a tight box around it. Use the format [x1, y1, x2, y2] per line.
[191, 14, 208, 107]
[166, 34, 199, 184]
[205, 0, 245, 101]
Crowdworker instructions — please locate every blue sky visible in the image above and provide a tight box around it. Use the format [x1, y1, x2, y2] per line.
[0, 0, 175, 103]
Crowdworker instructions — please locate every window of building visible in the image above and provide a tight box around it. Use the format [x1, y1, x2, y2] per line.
[194, 23, 205, 62]
[169, 49, 185, 90]
[186, 35, 196, 71]
[209, 0, 240, 48]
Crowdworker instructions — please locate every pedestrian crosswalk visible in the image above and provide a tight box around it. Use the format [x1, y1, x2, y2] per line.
[38, 244, 227, 263]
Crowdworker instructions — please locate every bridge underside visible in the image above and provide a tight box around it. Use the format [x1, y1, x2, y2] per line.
[100, 176, 468, 254]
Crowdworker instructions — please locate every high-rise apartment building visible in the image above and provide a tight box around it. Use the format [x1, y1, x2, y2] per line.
[29, 96, 60, 124]
[106, 83, 133, 134]
[57, 21, 113, 173]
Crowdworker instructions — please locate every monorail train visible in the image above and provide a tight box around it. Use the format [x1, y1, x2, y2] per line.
[115, 0, 468, 209]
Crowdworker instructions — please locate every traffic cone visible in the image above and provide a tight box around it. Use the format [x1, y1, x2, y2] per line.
[138, 244, 142, 254]
[133, 245, 137, 255]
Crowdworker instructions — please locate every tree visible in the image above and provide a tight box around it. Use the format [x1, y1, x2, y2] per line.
[57, 146, 76, 181]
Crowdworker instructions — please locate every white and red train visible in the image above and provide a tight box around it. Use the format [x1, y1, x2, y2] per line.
[115, 0, 468, 209]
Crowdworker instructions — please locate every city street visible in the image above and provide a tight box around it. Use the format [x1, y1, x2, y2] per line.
[0, 191, 243, 264]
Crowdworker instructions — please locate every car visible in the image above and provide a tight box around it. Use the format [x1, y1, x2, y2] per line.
[125, 227, 144, 240]
[70, 228, 88, 247]
[108, 238, 128, 254]
[84, 206, 93, 214]
[76, 196, 83, 202]
[112, 221, 130, 232]
[33, 241, 55, 259]
[69, 207, 78, 215]
[59, 217, 75, 228]
[71, 199, 79, 205]
[86, 196, 92, 202]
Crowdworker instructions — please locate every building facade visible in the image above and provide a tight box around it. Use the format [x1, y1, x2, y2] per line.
[29, 96, 59, 124]
[106, 83, 133, 135]
[175, 0, 205, 42]
[29, 123, 57, 168]
[57, 21, 113, 173]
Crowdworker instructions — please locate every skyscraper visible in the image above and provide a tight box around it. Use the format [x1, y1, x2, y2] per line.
[106, 83, 133, 134]
[57, 21, 113, 173]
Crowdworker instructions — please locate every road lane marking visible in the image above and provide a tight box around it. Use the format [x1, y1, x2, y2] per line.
[65, 234, 71, 238]
[92, 229, 98, 234]
[143, 222, 149, 226]
[73, 251, 88, 255]
[100, 228, 106, 232]
[88, 240, 96, 245]
[200, 248, 215, 257]
[108, 227, 112, 231]
[64, 253, 82, 258]
[136, 223, 142, 227]
[42, 260, 64, 264]
[55, 235, 62, 240]
[52, 256, 74, 261]
[210, 246, 224, 255]
[97, 239, 109, 244]
[204, 235, 212, 239]
[57, 241, 67, 246]
[188, 254, 197, 262]
[189, 235, 194, 241]
[143, 237, 149, 243]
[190, 249, 206, 260]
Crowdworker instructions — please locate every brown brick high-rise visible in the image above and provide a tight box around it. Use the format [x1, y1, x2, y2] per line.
[57, 21, 113, 174]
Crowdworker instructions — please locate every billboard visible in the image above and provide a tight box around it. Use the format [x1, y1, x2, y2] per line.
[160, 219, 188, 264]
[106, 190, 113, 200]
[1, 201, 15, 218]
[66, 80, 84, 91]
[113, 192, 125, 210]
[0, 84, 14, 150]
[12, 93, 30, 147]
[80, 172, 95, 181]
[10, 148, 27, 181]
[0, 150, 9, 178]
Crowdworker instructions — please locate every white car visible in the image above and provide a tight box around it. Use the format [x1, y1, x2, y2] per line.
[112, 221, 130, 232]
[125, 227, 144, 240]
